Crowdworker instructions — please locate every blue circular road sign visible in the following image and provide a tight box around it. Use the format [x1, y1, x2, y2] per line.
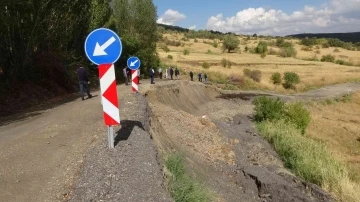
[84, 28, 122, 65]
[127, 56, 141, 70]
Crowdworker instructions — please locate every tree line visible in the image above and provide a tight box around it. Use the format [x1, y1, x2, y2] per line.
[0, 0, 158, 91]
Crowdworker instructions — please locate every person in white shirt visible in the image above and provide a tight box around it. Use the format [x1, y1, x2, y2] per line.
[158, 67, 163, 79]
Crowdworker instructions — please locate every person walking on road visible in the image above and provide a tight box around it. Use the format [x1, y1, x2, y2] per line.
[198, 72, 202, 82]
[77, 66, 93, 101]
[158, 67, 163, 79]
[204, 73, 208, 83]
[190, 71, 194, 81]
[170, 67, 174, 80]
[123, 67, 129, 85]
[149, 68, 155, 84]
[175, 68, 179, 80]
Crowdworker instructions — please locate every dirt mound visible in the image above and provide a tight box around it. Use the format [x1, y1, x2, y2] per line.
[147, 82, 235, 164]
[146, 81, 334, 202]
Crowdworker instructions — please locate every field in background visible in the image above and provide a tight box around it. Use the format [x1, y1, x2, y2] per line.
[157, 33, 360, 93]
[307, 92, 360, 183]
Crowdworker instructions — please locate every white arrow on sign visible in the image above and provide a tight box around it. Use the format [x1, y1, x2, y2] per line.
[93, 36, 116, 56]
[130, 59, 139, 67]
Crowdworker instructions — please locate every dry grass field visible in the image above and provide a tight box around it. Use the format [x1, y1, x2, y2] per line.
[308, 92, 360, 183]
[158, 33, 360, 93]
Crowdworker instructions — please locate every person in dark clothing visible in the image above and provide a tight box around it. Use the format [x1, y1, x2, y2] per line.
[189, 71, 194, 81]
[170, 68, 174, 80]
[149, 68, 155, 84]
[175, 68, 180, 79]
[123, 67, 129, 85]
[77, 66, 92, 101]
[198, 73, 201, 82]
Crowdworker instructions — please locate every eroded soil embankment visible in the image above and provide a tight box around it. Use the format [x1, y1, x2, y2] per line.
[145, 81, 334, 202]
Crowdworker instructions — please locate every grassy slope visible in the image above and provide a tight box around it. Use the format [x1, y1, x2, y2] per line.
[307, 92, 360, 183]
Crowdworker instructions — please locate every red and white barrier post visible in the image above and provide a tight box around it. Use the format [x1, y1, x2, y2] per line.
[98, 64, 120, 149]
[131, 70, 139, 93]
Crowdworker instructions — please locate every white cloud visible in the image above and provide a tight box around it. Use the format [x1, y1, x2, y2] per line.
[157, 9, 186, 25]
[189, 25, 196, 30]
[206, 0, 360, 35]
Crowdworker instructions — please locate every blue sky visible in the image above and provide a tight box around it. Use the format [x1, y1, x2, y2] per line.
[153, 0, 360, 35]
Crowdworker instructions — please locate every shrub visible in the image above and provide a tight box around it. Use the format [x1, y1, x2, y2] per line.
[279, 46, 297, 58]
[221, 58, 227, 67]
[206, 50, 212, 54]
[253, 97, 310, 135]
[194, 38, 198, 43]
[244, 46, 249, 52]
[260, 53, 266, 59]
[281, 42, 293, 48]
[335, 59, 345, 65]
[334, 48, 340, 52]
[228, 74, 243, 84]
[167, 55, 173, 59]
[252, 96, 285, 122]
[284, 102, 311, 135]
[301, 46, 313, 51]
[202, 62, 210, 69]
[227, 61, 232, 68]
[268, 48, 277, 55]
[304, 56, 319, 61]
[256, 41, 268, 54]
[276, 38, 285, 47]
[221, 58, 232, 68]
[162, 45, 170, 53]
[271, 72, 282, 85]
[183, 49, 190, 55]
[321, 54, 335, 62]
[283, 72, 300, 89]
[322, 43, 330, 48]
[243, 68, 251, 77]
[315, 50, 321, 54]
[249, 70, 262, 82]
[213, 40, 218, 48]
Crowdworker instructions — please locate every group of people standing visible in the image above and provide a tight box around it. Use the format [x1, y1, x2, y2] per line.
[189, 71, 208, 83]
[157, 67, 180, 80]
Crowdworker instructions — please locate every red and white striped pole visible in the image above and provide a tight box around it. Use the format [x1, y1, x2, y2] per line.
[98, 64, 120, 149]
[132, 69, 139, 93]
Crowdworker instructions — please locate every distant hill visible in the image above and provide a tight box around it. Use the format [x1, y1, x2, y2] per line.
[157, 24, 233, 35]
[288, 32, 360, 43]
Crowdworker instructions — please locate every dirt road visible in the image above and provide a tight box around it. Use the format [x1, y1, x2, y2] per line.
[0, 83, 170, 202]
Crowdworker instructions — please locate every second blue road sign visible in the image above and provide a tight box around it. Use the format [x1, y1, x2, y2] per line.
[127, 56, 141, 70]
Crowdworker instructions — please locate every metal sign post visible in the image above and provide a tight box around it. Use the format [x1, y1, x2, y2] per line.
[84, 28, 123, 149]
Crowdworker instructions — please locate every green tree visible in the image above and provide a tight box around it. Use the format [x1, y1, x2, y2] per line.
[113, 0, 159, 74]
[89, 0, 112, 31]
[222, 35, 240, 53]
[0, 0, 91, 83]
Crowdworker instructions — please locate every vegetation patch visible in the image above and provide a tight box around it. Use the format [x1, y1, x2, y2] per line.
[165, 153, 212, 202]
[253, 96, 360, 202]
